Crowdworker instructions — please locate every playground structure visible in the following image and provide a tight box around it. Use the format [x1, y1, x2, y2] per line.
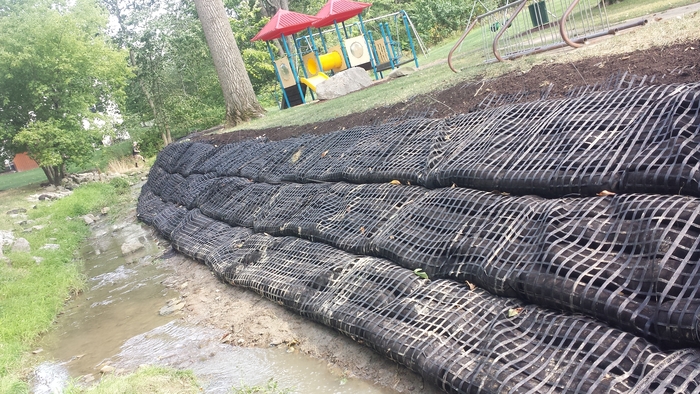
[251, 0, 426, 109]
[448, 0, 647, 71]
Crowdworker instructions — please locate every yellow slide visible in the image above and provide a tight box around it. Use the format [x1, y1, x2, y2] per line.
[300, 72, 330, 92]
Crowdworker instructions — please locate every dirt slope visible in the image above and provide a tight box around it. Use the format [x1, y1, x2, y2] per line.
[197, 39, 699, 145]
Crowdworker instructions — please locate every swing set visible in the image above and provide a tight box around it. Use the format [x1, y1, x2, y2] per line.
[251, 0, 426, 109]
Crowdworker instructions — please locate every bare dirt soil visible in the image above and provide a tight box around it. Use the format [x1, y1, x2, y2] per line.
[196, 39, 700, 145]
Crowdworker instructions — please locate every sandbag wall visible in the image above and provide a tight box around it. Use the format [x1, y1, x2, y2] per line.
[139, 82, 700, 393]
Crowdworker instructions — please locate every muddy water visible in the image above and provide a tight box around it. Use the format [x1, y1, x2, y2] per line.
[35, 218, 397, 393]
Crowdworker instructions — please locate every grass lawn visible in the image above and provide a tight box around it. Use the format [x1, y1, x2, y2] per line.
[0, 169, 47, 192]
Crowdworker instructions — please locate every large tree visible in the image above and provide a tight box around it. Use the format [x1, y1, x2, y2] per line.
[0, 0, 130, 184]
[194, 0, 265, 126]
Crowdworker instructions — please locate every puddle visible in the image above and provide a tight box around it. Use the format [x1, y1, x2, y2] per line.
[34, 218, 398, 393]
[110, 321, 391, 394]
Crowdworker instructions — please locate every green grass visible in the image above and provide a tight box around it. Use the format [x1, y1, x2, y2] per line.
[232, 379, 294, 394]
[65, 366, 201, 394]
[0, 182, 128, 392]
[0, 168, 47, 191]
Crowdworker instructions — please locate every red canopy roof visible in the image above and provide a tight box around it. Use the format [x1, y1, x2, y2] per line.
[311, 0, 372, 28]
[251, 9, 318, 42]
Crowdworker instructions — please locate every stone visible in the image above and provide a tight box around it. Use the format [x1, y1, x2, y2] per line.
[12, 238, 31, 253]
[387, 66, 416, 79]
[101, 207, 110, 215]
[40, 244, 60, 251]
[44, 185, 57, 192]
[6, 208, 27, 215]
[33, 256, 44, 264]
[0, 230, 14, 246]
[100, 365, 116, 374]
[121, 240, 144, 255]
[38, 194, 53, 201]
[316, 67, 373, 100]
[159, 299, 185, 316]
[83, 214, 96, 225]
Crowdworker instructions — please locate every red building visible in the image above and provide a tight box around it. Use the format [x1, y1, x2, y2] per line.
[13, 153, 39, 172]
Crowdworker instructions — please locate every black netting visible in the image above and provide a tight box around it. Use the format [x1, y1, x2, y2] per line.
[245, 136, 314, 183]
[220, 183, 281, 228]
[159, 173, 186, 204]
[293, 183, 426, 254]
[136, 184, 166, 225]
[305, 255, 426, 340]
[151, 203, 188, 239]
[233, 236, 352, 312]
[171, 209, 241, 262]
[292, 128, 369, 182]
[139, 81, 700, 393]
[426, 84, 700, 197]
[153, 142, 192, 173]
[174, 142, 219, 176]
[196, 177, 252, 222]
[365, 280, 700, 393]
[203, 227, 255, 279]
[252, 183, 332, 235]
[179, 173, 220, 209]
[145, 165, 170, 195]
[209, 139, 268, 177]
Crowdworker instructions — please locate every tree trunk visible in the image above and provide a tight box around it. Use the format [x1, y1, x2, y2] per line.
[194, 0, 265, 126]
[42, 165, 62, 186]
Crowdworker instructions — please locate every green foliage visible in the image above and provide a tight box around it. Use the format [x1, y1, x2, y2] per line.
[109, 176, 131, 193]
[0, 0, 130, 167]
[65, 366, 201, 393]
[232, 379, 294, 394]
[13, 119, 98, 170]
[410, 0, 474, 44]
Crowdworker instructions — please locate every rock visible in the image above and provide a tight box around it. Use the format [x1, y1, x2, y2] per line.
[40, 244, 60, 251]
[33, 256, 44, 264]
[159, 299, 186, 316]
[121, 240, 144, 255]
[38, 194, 53, 201]
[32, 225, 45, 231]
[387, 66, 416, 79]
[316, 67, 373, 100]
[101, 207, 110, 215]
[44, 185, 57, 192]
[0, 230, 14, 246]
[12, 238, 31, 253]
[100, 365, 116, 374]
[83, 214, 96, 225]
[6, 208, 27, 215]
[81, 374, 95, 383]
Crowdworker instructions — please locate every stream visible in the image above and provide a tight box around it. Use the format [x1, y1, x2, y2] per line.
[32, 215, 396, 393]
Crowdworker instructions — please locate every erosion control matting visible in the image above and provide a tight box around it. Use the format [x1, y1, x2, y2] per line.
[140, 80, 700, 393]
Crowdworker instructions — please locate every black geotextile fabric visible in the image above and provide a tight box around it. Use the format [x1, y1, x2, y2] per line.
[137, 81, 700, 393]
[137, 196, 700, 393]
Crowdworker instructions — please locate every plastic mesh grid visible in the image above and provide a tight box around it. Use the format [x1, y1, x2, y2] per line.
[174, 142, 218, 176]
[136, 185, 166, 225]
[284, 183, 425, 254]
[252, 183, 332, 235]
[153, 142, 192, 173]
[151, 203, 188, 240]
[139, 81, 700, 393]
[426, 84, 700, 197]
[171, 209, 240, 263]
[196, 177, 252, 222]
